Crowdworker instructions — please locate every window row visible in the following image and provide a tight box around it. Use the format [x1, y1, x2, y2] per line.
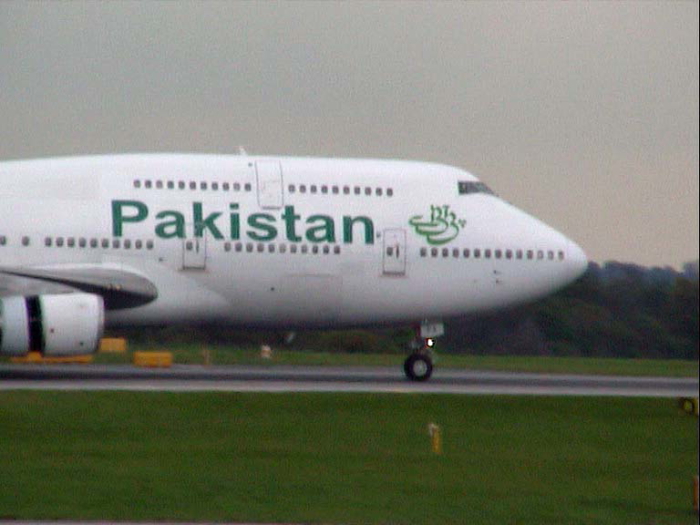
[3, 235, 156, 250]
[418, 246, 565, 261]
[288, 184, 393, 197]
[220, 241, 342, 255]
[134, 179, 253, 192]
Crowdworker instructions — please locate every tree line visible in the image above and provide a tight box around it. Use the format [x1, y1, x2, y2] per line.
[115, 261, 699, 360]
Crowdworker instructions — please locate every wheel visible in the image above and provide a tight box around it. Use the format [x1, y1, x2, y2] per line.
[404, 353, 433, 382]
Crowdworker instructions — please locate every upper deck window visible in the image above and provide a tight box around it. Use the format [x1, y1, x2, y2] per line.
[458, 181, 495, 196]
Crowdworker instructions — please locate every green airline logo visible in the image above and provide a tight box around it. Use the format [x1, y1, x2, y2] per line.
[409, 205, 466, 245]
[112, 200, 375, 245]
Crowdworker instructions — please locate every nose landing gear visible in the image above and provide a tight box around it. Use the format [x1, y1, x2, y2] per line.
[403, 320, 443, 382]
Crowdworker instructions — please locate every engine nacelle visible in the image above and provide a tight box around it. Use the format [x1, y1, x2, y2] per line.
[0, 293, 104, 357]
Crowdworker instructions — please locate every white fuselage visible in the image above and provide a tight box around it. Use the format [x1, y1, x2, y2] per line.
[0, 154, 587, 329]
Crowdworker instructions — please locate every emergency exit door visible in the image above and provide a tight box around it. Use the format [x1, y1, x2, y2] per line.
[382, 228, 406, 275]
[256, 161, 284, 209]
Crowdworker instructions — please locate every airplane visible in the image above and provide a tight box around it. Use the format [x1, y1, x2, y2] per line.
[0, 154, 588, 380]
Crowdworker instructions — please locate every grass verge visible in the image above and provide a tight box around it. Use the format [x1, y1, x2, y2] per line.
[0, 392, 697, 524]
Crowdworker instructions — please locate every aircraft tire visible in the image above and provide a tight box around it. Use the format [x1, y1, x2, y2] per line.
[404, 353, 433, 382]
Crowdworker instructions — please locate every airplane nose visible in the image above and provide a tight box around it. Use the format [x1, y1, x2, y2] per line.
[567, 240, 589, 281]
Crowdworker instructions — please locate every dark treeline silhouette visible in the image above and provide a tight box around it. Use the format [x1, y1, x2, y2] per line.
[113, 261, 699, 360]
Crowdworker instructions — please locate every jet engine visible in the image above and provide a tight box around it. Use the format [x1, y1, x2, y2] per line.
[0, 293, 104, 356]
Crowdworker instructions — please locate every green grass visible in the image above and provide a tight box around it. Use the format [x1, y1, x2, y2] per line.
[91, 344, 700, 377]
[0, 392, 697, 524]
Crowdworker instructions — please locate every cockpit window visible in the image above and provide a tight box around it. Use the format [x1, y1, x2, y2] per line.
[458, 181, 495, 196]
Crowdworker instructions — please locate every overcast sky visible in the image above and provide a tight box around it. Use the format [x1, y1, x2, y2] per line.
[1, 1, 697, 268]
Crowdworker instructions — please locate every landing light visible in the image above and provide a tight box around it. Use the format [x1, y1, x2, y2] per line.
[426, 338, 435, 348]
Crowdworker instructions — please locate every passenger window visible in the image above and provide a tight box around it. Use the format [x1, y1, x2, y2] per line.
[376, 188, 383, 196]
[442, 248, 449, 258]
[321, 185, 328, 194]
[124, 240, 131, 249]
[112, 239, 120, 249]
[234, 183, 241, 191]
[200, 182, 208, 190]
[224, 242, 231, 252]
[333, 246, 341, 254]
[268, 244, 275, 253]
[474, 249, 481, 258]
[102, 239, 110, 248]
[463, 249, 470, 258]
[558, 250, 565, 261]
[212, 182, 219, 191]
[167, 181, 175, 190]
[57, 237, 64, 247]
[332, 186, 339, 194]
[484, 249, 492, 259]
[185, 241, 193, 251]
[235, 243, 243, 252]
[343, 186, 350, 195]
[537, 250, 544, 260]
[516, 250, 523, 260]
[431, 247, 438, 257]
[387, 188, 394, 197]
[79, 238, 87, 248]
[527, 250, 534, 260]
[45, 237, 52, 247]
[387, 247, 394, 257]
[257, 243, 264, 253]
[323, 245, 330, 254]
[67, 238, 75, 248]
[312, 245, 319, 254]
[190, 182, 197, 190]
[548, 251, 554, 260]
[301, 245, 309, 254]
[246, 243, 254, 253]
[244, 183, 252, 192]
[354, 187, 361, 195]
[290, 244, 298, 254]
[289, 185, 296, 193]
[179, 181, 186, 189]
[453, 248, 460, 258]
[279, 244, 287, 254]
[22, 236, 30, 246]
[145, 180, 152, 189]
[420, 247, 427, 257]
[134, 180, 141, 188]
[223, 182, 230, 191]
[364, 187, 371, 196]
[146, 240, 154, 250]
[310, 185, 317, 194]
[300, 185, 307, 194]
[135, 240, 143, 249]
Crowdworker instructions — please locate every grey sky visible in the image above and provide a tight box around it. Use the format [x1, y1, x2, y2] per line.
[1, 1, 697, 268]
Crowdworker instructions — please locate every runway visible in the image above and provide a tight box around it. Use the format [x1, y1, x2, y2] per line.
[1, 363, 697, 397]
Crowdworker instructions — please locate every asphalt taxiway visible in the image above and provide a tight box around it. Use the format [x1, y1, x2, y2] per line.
[1, 363, 697, 397]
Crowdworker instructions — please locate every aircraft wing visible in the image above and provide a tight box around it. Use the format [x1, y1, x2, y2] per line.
[0, 264, 158, 310]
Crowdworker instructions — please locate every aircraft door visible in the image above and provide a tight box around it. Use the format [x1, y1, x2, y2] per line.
[256, 160, 284, 209]
[183, 237, 206, 270]
[382, 228, 406, 276]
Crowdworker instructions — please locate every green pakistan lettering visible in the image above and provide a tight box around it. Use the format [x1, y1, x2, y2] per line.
[409, 205, 466, 245]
